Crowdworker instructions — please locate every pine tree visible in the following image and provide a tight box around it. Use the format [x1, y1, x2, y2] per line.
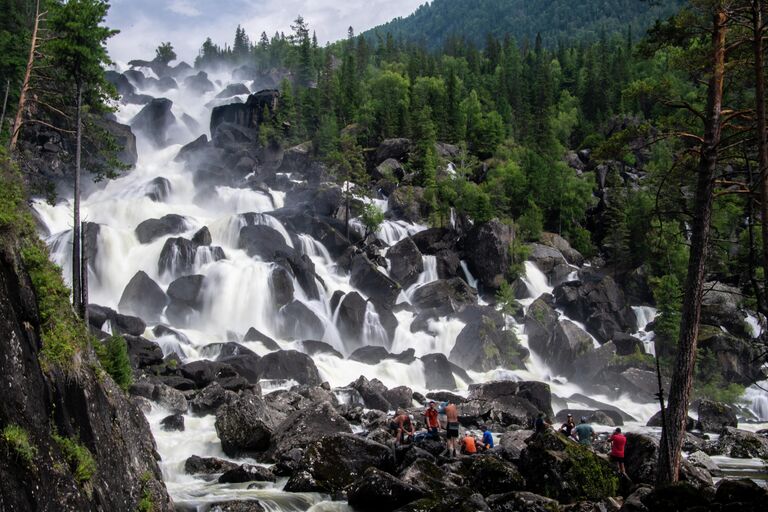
[46, 0, 117, 320]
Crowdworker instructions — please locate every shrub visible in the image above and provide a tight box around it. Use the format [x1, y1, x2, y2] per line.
[95, 335, 132, 391]
[53, 433, 97, 484]
[2, 424, 37, 464]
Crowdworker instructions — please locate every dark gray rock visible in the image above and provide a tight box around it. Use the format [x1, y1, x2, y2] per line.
[216, 83, 251, 99]
[337, 291, 368, 345]
[160, 414, 185, 432]
[388, 238, 423, 288]
[144, 177, 172, 202]
[351, 254, 400, 307]
[388, 186, 428, 224]
[215, 395, 274, 457]
[183, 71, 215, 94]
[715, 427, 768, 458]
[411, 278, 477, 313]
[450, 316, 524, 372]
[167, 274, 206, 310]
[348, 467, 427, 511]
[697, 400, 738, 433]
[269, 266, 294, 308]
[189, 382, 238, 415]
[284, 433, 395, 494]
[254, 350, 321, 386]
[267, 401, 352, 461]
[421, 353, 457, 390]
[300, 340, 343, 358]
[243, 328, 280, 351]
[117, 271, 168, 322]
[462, 220, 515, 292]
[218, 464, 275, 484]
[130, 97, 177, 147]
[135, 214, 188, 244]
[277, 301, 325, 341]
[184, 455, 238, 475]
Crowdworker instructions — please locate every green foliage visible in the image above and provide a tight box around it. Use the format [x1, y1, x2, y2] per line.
[154, 42, 176, 64]
[495, 281, 519, 316]
[693, 349, 745, 404]
[360, 203, 385, 237]
[2, 424, 37, 464]
[94, 335, 132, 391]
[651, 274, 681, 357]
[21, 240, 87, 373]
[365, 0, 683, 50]
[0, 151, 28, 232]
[562, 442, 620, 500]
[53, 433, 97, 485]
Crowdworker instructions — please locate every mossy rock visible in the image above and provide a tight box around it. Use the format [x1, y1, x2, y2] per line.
[519, 431, 619, 503]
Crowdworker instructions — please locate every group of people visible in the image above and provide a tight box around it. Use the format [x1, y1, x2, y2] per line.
[558, 413, 628, 477]
[389, 400, 494, 458]
[391, 403, 628, 477]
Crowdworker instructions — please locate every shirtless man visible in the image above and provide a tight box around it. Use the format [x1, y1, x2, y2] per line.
[444, 402, 459, 457]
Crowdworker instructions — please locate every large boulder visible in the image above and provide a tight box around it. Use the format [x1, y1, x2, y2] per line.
[411, 228, 459, 255]
[715, 427, 768, 458]
[553, 271, 637, 344]
[352, 376, 392, 411]
[123, 335, 164, 368]
[218, 464, 275, 484]
[238, 224, 292, 261]
[214, 395, 274, 457]
[518, 430, 619, 503]
[254, 350, 321, 386]
[189, 382, 237, 415]
[624, 432, 713, 489]
[158, 236, 225, 277]
[266, 401, 352, 461]
[421, 353, 458, 390]
[117, 271, 168, 322]
[178, 360, 240, 389]
[210, 89, 279, 133]
[348, 467, 427, 511]
[135, 214, 189, 244]
[277, 301, 325, 341]
[540, 232, 584, 266]
[700, 282, 750, 338]
[388, 186, 428, 224]
[528, 243, 568, 274]
[697, 400, 737, 433]
[183, 71, 215, 94]
[184, 455, 239, 475]
[143, 177, 172, 202]
[376, 138, 412, 163]
[462, 220, 515, 292]
[350, 254, 400, 307]
[284, 433, 395, 495]
[167, 274, 206, 311]
[411, 278, 477, 313]
[129, 98, 176, 147]
[269, 267, 294, 308]
[337, 292, 368, 346]
[388, 237, 424, 288]
[461, 454, 526, 496]
[450, 315, 525, 372]
[216, 83, 250, 99]
[698, 328, 766, 385]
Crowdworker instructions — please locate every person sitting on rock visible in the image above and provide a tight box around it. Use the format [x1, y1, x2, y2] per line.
[609, 427, 628, 477]
[572, 416, 597, 447]
[480, 424, 494, 450]
[444, 402, 460, 457]
[394, 409, 415, 445]
[423, 401, 440, 440]
[560, 413, 576, 437]
[461, 431, 477, 455]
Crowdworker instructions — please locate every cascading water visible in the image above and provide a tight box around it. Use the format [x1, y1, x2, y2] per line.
[32, 61, 768, 507]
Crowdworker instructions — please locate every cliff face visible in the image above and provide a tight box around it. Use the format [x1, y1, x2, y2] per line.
[0, 237, 173, 512]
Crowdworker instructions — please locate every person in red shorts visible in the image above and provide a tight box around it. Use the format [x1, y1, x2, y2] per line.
[609, 427, 628, 477]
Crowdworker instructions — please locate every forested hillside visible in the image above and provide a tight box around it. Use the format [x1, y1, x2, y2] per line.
[364, 0, 685, 49]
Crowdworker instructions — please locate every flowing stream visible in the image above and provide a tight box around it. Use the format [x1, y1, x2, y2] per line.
[32, 63, 768, 508]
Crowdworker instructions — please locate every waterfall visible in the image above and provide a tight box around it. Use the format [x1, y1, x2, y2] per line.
[632, 306, 658, 356]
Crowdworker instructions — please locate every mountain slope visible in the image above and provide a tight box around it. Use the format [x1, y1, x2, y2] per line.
[365, 0, 684, 48]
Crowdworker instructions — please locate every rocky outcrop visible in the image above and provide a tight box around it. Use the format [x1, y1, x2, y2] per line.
[284, 433, 394, 495]
[350, 253, 400, 306]
[0, 237, 172, 511]
[553, 271, 637, 344]
[118, 271, 169, 322]
[411, 278, 477, 313]
[215, 395, 274, 457]
[462, 220, 515, 292]
[450, 315, 525, 372]
[130, 97, 177, 147]
[388, 237, 424, 288]
[347, 467, 427, 511]
[696, 400, 737, 433]
[135, 214, 189, 244]
[254, 350, 322, 386]
[210, 90, 279, 133]
[266, 401, 352, 461]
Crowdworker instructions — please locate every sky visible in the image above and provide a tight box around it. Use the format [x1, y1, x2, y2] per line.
[106, 0, 425, 65]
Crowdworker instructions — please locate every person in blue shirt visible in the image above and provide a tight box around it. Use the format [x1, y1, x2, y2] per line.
[572, 416, 597, 447]
[480, 424, 494, 449]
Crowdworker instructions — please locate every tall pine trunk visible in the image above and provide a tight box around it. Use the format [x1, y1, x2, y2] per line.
[754, 0, 768, 306]
[657, 8, 727, 485]
[9, 0, 41, 151]
[72, 84, 84, 319]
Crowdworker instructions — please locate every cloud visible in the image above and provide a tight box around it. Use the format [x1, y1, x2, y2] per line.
[106, 0, 424, 64]
[167, 0, 202, 17]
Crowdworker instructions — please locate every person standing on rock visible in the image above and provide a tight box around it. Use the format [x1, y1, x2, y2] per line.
[609, 427, 628, 477]
[423, 401, 440, 440]
[572, 416, 597, 448]
[444, 402, 460, 457]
